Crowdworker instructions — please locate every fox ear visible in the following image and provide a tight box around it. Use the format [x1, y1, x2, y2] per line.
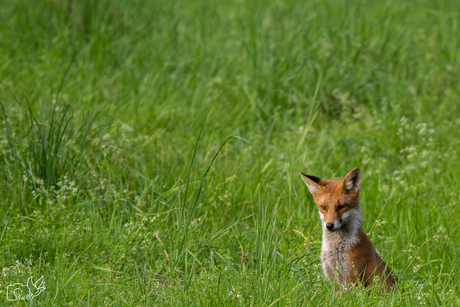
[342, 167, 361, 192]
[299, 172, 322, 195]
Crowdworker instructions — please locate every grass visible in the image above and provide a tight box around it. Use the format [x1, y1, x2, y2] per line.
[0, 0, 459, 305]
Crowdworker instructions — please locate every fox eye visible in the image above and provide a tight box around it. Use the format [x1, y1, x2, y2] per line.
[321, 205, 326, 211]
[338, 204, 347, 210]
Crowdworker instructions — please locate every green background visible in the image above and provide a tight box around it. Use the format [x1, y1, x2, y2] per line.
[0, 0, 459, 305]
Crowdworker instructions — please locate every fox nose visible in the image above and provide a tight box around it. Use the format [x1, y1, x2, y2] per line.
[326, 223, 334, 230]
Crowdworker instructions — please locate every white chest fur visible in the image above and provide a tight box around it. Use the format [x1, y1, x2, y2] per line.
[319, 209, 362, 285]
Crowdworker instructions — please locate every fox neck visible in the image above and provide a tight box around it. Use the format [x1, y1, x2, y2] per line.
[321, 207, 363, 251]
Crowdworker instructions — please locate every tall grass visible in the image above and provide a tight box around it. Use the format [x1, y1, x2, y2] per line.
[0, 0, 459, 305]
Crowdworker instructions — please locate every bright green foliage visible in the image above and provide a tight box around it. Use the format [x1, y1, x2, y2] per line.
[0, 0, 459, 305]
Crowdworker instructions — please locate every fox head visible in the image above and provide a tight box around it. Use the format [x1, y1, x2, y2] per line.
[300, 167, 362, 232]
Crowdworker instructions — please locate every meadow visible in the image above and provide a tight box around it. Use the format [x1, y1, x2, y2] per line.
[0, 0, 459, 305]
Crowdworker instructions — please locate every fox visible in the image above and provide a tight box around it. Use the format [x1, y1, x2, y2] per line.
[299, 167, 397, 292]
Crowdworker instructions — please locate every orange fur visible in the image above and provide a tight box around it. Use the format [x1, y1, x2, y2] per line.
[347, 229, 397, 291]
[300, 168, 397, 292]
